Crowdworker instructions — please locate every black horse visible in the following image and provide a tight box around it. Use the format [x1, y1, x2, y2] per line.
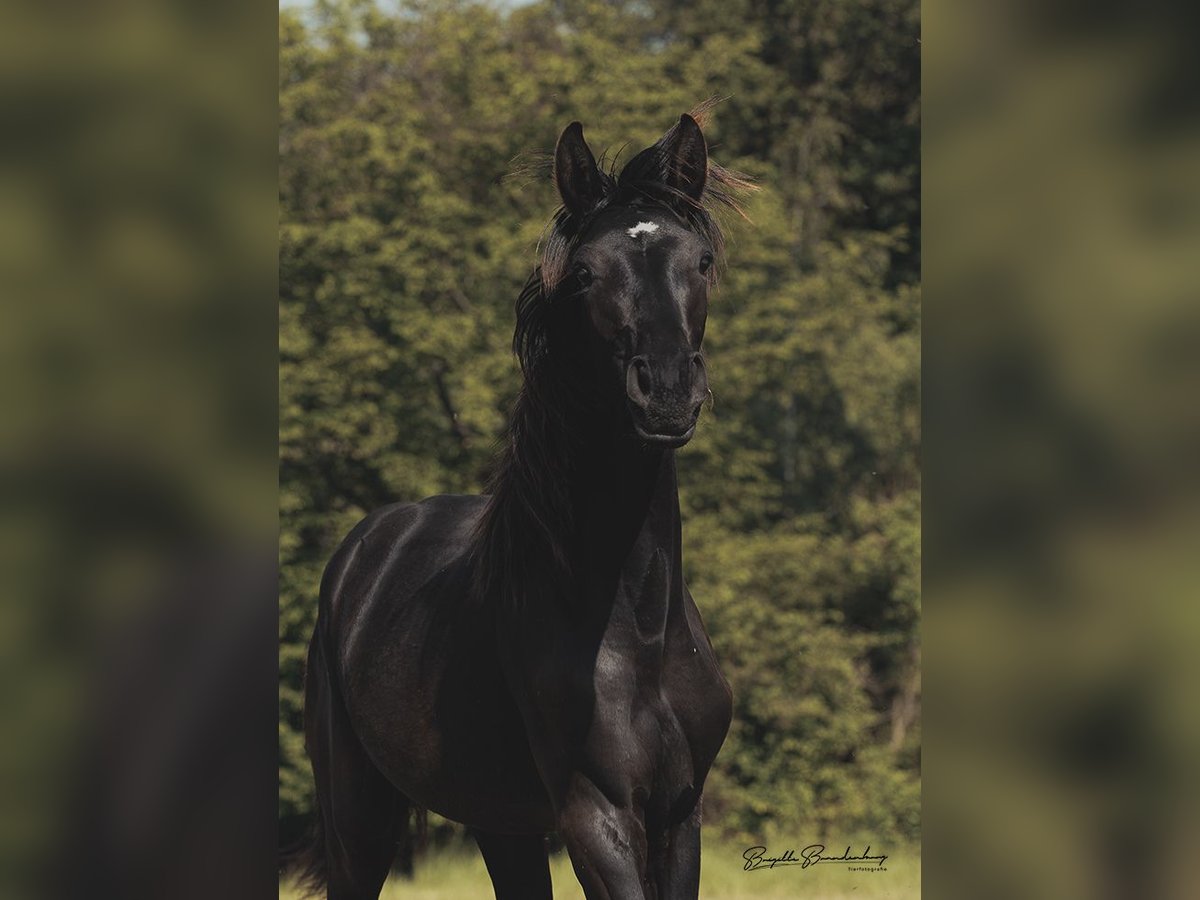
[293, 110, 749, 899]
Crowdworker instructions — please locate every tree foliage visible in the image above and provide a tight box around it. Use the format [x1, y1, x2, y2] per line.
[280, 0, 919, 846]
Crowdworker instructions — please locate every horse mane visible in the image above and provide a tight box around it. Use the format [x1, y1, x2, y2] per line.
[472, 108, 753, 610]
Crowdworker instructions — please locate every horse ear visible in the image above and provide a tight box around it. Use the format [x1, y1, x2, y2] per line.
[659, 113, 708, 201]
[554, 122, 605, 216]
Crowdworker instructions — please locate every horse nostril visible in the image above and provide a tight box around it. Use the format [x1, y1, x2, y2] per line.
[691, 353, 704, 369]
[627, 356, 653, 403]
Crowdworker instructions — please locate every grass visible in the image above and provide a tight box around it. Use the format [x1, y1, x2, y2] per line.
[280, 842, 920, 899]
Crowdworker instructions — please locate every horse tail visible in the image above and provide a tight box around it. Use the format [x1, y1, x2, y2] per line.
[280, 814, 328, 897]
[280, 624, 334, 896]
[285, 596, 426, 895]
[394, 805, 429, 878]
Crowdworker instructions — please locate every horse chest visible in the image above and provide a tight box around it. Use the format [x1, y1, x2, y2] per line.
[585, 599, 717, 808]
[588, 637, 694, 804]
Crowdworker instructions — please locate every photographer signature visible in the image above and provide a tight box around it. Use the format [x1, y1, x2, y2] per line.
[742, 844, 888, 871]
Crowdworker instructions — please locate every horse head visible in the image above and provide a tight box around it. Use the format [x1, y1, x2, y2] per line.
[522, 112, 748, 448]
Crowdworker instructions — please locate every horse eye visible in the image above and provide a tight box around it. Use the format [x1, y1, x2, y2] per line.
[698, 252, 714, 275]
[573, 263, 593, 287]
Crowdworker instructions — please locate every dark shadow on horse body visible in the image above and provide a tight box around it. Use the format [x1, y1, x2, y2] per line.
[291, 108, 750, 900]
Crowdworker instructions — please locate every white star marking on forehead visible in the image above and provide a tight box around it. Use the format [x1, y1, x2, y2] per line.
[626, 221, 660, 239]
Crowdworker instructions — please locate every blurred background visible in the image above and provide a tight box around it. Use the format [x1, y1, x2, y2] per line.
[277, 0, 920, 893]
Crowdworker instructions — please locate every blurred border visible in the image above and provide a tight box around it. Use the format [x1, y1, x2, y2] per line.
[0, 1, 279, 898]
[924, 1, 1200, 898]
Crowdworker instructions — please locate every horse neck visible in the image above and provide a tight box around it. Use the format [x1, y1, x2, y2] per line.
[567, 433, 683, 614]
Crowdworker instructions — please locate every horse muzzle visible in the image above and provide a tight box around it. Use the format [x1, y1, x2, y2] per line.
[625, 351, 708, 447]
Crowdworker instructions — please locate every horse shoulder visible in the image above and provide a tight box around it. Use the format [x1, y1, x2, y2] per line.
[321, 494, 486, 666]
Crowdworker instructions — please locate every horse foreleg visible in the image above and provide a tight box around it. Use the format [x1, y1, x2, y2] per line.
[653, 800, 702, 900]
[557, 774, 650, 900]
[472, 829, 553, 900]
